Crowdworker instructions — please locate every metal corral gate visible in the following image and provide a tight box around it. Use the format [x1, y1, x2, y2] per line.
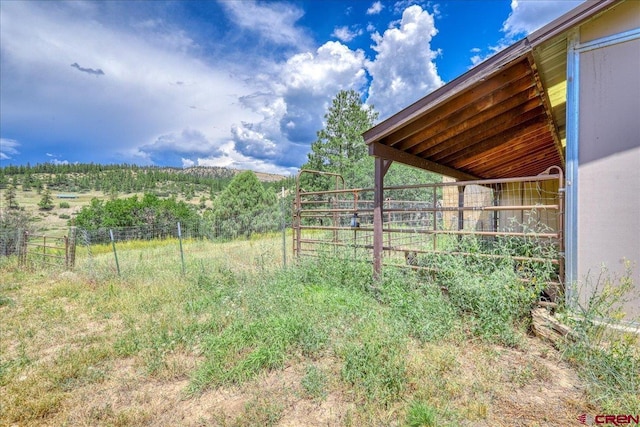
[293, 167, 564, 294]
[18, 229, 77, 270]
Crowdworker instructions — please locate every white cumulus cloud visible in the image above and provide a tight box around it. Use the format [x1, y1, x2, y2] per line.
[332, 26, 363, 43]
[228, 40, 368, 168]
[366, 5, 443, 119]
[367, 1, 384, 15]
[502, 0, 584, 38]
[219, 0, 310, 47]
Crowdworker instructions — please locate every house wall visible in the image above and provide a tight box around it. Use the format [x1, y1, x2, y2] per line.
[580, 0, 640, 43]
[575, 2, 640, 321]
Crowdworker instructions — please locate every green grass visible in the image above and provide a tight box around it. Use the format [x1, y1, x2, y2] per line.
[1, 236, 636, 425]
[406, 401, 438, 427]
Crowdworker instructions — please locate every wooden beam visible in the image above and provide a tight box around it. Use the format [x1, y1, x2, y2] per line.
[527, 53, 566, 167]
[382, 159, 393, 176]
[369, 142, 478, 181]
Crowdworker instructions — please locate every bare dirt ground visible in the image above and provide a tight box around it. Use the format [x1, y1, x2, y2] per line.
[35, 336, 591, 427]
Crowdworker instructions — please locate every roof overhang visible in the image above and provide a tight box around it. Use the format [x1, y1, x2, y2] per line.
[364, 0, 621, 180]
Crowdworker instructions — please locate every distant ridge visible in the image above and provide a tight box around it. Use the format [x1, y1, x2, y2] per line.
[160, 166, 288, 183]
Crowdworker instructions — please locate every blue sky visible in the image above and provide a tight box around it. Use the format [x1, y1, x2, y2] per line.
[0, 0, 583, 175]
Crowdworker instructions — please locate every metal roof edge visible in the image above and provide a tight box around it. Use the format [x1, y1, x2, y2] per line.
[527, 0, 621, 47]
[363, 0, 623, 146]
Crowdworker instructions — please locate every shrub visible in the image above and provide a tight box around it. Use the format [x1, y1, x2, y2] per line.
[560, 262, 640, 412]
[0, 210, 34, 256]
[419, 235, 550, 347]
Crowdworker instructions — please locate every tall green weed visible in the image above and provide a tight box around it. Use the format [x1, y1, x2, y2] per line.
[560, 262, 640, 412]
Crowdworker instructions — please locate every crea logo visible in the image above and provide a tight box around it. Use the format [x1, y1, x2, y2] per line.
[578, 414, 640, 426]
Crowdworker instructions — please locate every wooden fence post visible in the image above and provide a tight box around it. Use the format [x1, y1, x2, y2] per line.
[68, 227, 77, 270]
[20, 230, 28, 267]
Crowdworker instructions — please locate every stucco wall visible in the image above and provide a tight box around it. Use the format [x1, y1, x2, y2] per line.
[577, 24, 640, 321]
[580, 0, 640, 43]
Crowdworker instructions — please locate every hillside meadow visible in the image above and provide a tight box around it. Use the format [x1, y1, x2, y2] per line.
[2, 233, 638, 427]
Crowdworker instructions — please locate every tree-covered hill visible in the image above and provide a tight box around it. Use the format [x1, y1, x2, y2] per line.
[0, 163, 290, 198]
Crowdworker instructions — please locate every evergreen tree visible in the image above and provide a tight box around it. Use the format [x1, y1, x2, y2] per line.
[38, 188, 54, 210]
[302, 89, 379, 190]
[4, 184, 18, 209]
[206, 170, 277, 238]
[22, 173, 33, 191]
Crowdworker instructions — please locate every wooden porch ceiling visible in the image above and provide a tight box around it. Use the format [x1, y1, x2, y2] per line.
[364, 50, 565, 181]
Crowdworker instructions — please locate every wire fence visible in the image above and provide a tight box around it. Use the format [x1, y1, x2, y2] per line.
[294, 168, 564, 297]
[0, 229, 23, 257]
[2, 204, 291, 276]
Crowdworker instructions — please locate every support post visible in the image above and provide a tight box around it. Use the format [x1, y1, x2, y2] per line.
[492, 184, 501, 232]
[373, 157, 391, 280]
[110, 229, 121, 276]
[433, 186, 438, 250]
[178, 222, 185, 275]
[458, 186, 466, 239]
[64, 236, 69, 270]
[281, 187, 286, 268]
[68, 227, 77, 270]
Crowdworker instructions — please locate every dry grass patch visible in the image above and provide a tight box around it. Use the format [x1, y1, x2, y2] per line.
[0, 239, 605, 426]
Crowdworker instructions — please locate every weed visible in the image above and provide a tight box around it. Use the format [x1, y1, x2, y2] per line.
[341, 327, 407, 406]
[232, 396, 283, 427]
[560, 262, 640, 412]
[406, 401, 438, 427]
[379, 268, 457, 342]
[420, 233, 550, 347]
[301, 364, 327, 400]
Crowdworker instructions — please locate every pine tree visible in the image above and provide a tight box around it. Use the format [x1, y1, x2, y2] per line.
[4, 184, 18, 209]
[207, 171, 276, 238]
[302, 90, 379, 189]
[38, 187, 54, 211]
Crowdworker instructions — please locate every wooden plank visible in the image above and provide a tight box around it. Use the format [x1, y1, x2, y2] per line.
[393, 82, 540, 153]
[480, 148, 561, 177]
[460, 143, 554, 176]
[453, 129, 553, 169]
[429, 111, 547, 164]
[408, 97, 544, 159]
[388, 72, 538, 150]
